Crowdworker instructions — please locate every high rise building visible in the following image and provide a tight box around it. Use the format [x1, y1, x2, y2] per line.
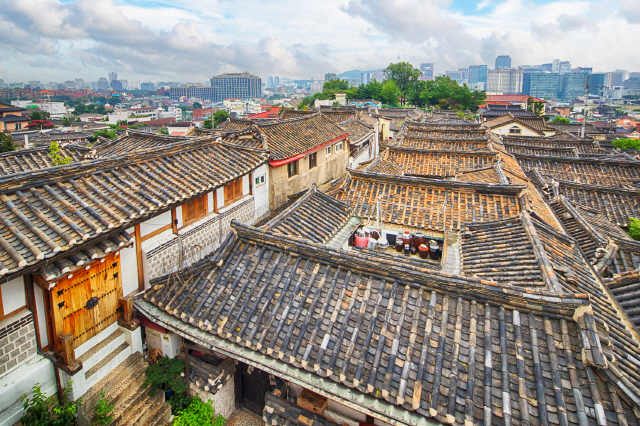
[210, 72, 261, 101]
[445, 70, 465, 83]
[522, 73, 561, 99]
[0, 79, 4, 88]
[552, 59, 560, 74]
[419, 63, 434, 78]
[110, 80, 123, 91]
[170, 83, 216, 101]
[589, 74, 606, 94]
[325, 73, 337, 81]
[97, 78, 109, 90]
[558, 73, 588, 101]
[28, 81, 41, 88]
[108, 72, 117, 83]
[267, 76, 274, 88]
[361, 72, 372, 85]
[458, 68, 469, 81]
[273, 76, 280, 87]
[606, 71, 626, 88]
[140, 82, 155, 91]
[559, 61, 571, 74]
[495, 55, 511, 69]
[541, 63, 553, 72]
[469, 65, 488, 85]
[572, 67, 592, 74]
[486, 68, 523, 94]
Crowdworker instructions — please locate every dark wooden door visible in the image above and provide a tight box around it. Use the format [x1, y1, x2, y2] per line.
[239, 363, 273, 415]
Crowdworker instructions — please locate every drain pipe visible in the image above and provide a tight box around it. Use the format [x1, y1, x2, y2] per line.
[38, 349, 64, 403]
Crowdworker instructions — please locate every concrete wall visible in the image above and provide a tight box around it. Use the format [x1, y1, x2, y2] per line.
[189, 376, 235, 420]
[269, 142, 349, 210]
[252, 164, 270, 220]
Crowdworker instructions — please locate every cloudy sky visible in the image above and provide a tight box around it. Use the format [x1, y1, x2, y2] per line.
[0, 0, 638, 83]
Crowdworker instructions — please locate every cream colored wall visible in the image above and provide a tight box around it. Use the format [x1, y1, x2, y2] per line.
[269, 142, 349, 210]
[491, 124, 540, 137]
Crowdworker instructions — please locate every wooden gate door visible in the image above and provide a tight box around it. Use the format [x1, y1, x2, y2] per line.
[51, 253, 123, 351]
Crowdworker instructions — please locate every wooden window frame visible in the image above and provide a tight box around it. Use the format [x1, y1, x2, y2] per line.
[224, 178, 244, 206]
[287, 161, 298, 178]
[181, 193, 209, 227]
[308, 152, 317, 169]
[0, 279, 27, 322]
[509, 126, 521, 134]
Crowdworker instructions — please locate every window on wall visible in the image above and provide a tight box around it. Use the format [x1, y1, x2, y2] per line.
[182, 193, 208, 226]
[224, 178, 244, 205]
[334, 141, 344, 153]
[326, 146, 332, 157]
[254, 174, 266, 186]
[308, 152, 317, 169]
[287, 161, 298, 178]
[509, 126, 521, 134]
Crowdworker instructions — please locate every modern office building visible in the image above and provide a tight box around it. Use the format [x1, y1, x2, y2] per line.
[108, 72, 117, 83]
[267, 76, 274, 88]
[445, 70, 465, 82]
[572, 67, 592, 74]
[522, 73, 560, 99]
[469, 65, 488, 85]
[97, 78, 109, 90]
[589, 74, 607, 94]
[140, 82, 155, 91]
[559, 61, 571, 74]
[324, 73, 337, 81]
[495, 55, 511, 69]
[420, 63, 434, 79]
[210, 72, 262, 101]
[559, 73, 588, 101]
[486, 68, 523, 94]
[170, 83, 217, 101]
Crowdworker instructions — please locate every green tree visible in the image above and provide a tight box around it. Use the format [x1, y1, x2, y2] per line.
[49, 142, 72, 166]
[158, 127, 169, 135]
[73, 104, 87, 115]
[62, 117, 71, 126]
[552, 116, 571, 124]
[629, 217, 640, 241]
[20, 381, 80, 426]
[323, 79, 349, 91]
[107, 97, 120, 106]
[90, 130, 117, 142]
[96, 105, 106, 114]
[380, 80, 400, 106]
[213, 110, 229, 127]
[172, 397, 225, 426]
[29, 111, 50, 121]
[192, 102, 203, 109]
[527, 97, 545, 116]
[0, 133, 17, 153]
[612, 138, 640, 150]
[203, 119, 212, 129]
[384, 62, 421, 106]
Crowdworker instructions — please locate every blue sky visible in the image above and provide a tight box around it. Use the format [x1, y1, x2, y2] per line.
[0, 0, 637, 83]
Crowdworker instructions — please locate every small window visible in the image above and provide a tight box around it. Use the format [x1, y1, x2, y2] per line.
[509, 126, 521, 134]
[287, 161, 298, 178]
[326, 146, 332, 157]
[334, 141, 344, 153]
[254, 174, 266, 186]
[182, 193, 208, 226]
[308, 152, 317, 169]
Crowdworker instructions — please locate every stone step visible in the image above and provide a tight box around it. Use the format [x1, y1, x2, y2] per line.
[86, 343, 131, 380]
[142, 404, 172, 426]
[80, 352, 145, 419]
[107, 380, 152, 426]
[78, 329, 126, 372]
[119, 389, 165, 426]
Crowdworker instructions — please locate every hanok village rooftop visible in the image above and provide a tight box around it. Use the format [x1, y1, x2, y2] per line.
[3, 106, 640, 426]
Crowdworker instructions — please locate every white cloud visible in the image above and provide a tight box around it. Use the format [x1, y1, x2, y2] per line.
[0, 0, 637, 81]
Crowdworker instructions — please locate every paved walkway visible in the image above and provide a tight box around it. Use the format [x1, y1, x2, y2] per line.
[225, 409, 264, 426]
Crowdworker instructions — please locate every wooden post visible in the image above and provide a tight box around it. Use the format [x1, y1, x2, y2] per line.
[234, 361, 243, 410]
[118, 296, 139, 330]
[134, 224, 145, 292]
[57, 333, 81, 374]
[184, 347, 190, 390]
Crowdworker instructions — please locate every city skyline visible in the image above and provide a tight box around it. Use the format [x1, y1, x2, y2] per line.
[1, 0, 639, 82]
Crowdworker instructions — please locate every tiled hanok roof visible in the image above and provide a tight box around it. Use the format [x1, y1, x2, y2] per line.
[503, 142, 579, 157]
[137, 220, 640, 426]
[91, 130, 192, 157]
[261, 185, 352, 243]
[257, 113, 348, 162]
[501, 135, 605, 155]
[515, 154, 640, 187]
[279, 109, 314, 120]
[217, 117, 255, 131]
[0, 145, 93, 175]
[393, 137, 491, 151]
[388, 147, 497, 177]
[325, 169, 523, 231]
[404, 127, 488, 140]
[482, 114, 556, 135]
[0, 138, 269, 281]
[337, 117, 374, 145]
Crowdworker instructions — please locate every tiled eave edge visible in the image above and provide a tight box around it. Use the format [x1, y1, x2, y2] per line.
[135, 299, 440, 426]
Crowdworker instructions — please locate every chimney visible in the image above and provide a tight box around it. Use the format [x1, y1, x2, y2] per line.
[24, 134, 29, 149]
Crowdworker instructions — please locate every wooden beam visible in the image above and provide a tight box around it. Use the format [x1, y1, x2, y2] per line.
[24, 275, 42, 349]
[140, 223, 172, 242]
[57, 333, 81, 374]
[171, 208, 178, 234]
[134, 224, 145, 292]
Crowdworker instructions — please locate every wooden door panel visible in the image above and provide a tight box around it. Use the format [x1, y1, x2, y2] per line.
[50, 253, 123, 351]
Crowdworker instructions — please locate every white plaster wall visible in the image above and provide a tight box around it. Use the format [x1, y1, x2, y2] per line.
[253, 165, 270, 220]
[491, 125, 539, 137]
[175, 207, 183, 228]
[242, 174, 250, 196]
[120, 243, 139, 296]
[216, 188, 224, 210]
[1, 277, 25, 315]
[140, 211, 172, 237]
[208, 192, 215, 212]
[33, 285, 48, 348]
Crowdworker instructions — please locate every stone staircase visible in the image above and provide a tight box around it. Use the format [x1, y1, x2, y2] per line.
[79, 351, 171, 426]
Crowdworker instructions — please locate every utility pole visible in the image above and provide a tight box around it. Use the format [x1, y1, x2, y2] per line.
[581, 75, 590, 138]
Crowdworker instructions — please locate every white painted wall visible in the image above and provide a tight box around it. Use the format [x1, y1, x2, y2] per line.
[1, 277, 25, 315]
[216, 187, 224, 210]
[33, 285, 48, 348]
[140, 210, 172, 237]
[252, 165, 270, 220]
[490, 124, 540, 137]
[242, 174, 250, 196]
[120, 238, 140, 296]
[207, 192, 214, 212]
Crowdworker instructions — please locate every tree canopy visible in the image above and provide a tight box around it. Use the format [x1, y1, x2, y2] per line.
[213, 110, 229, 127]
[384, 62, 421, 106]
[552, 116, 571, 124]
[192, 102, 203, 109]
[612, 138, 640, 150]
[0, 133, 17, 153]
